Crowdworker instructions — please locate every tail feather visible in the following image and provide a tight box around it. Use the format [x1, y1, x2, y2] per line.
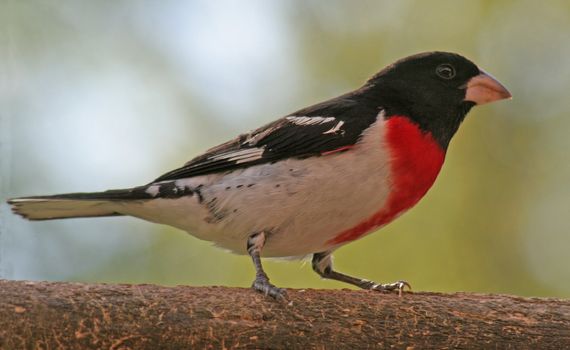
[8, 198, 123, 220]
[7, 187, 151, 221]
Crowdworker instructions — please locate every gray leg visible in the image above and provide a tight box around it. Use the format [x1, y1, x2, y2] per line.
[312, 251, 411, 295]
[247, 232, 287, 300]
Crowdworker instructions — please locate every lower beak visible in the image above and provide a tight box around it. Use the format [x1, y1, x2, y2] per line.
[464, 70, 512, 105]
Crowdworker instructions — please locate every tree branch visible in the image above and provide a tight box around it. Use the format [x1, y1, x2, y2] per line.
[0, 280, 569, 349]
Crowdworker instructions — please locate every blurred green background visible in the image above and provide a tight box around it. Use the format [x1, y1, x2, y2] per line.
[1, 0, 569, 298]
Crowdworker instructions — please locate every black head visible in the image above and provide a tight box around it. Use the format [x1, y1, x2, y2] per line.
[361, 51, 511, 148]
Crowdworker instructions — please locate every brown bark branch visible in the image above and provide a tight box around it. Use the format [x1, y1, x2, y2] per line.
[0, 280, 569, 349]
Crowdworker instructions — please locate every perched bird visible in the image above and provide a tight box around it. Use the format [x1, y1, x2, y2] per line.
[8, 52, 511, 299]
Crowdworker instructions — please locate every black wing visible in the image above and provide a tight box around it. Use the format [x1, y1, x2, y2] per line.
[154, 94, 379, 182]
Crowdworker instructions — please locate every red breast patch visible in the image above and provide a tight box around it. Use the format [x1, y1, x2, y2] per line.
[328, 116, 445, 245]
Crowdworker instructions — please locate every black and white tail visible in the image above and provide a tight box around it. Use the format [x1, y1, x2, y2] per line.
[7, 187, 151, 221]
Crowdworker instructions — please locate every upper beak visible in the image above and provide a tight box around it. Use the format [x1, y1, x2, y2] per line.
[464, 70, 512, 105]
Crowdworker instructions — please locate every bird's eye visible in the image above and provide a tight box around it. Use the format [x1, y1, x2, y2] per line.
[436, 64, 456, 80]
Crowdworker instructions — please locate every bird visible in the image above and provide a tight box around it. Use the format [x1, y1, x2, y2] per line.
[8, 51, 511, 299]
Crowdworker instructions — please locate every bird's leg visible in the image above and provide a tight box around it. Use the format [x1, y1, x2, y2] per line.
[247, 232, 287, 300]
[312, 251, 411, 295]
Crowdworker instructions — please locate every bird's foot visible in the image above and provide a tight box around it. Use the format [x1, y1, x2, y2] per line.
[364, 280, 411, 296]
[252, 277, 288, 300]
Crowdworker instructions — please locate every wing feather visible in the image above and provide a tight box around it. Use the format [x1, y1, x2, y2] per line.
[153, 95, 379, 182]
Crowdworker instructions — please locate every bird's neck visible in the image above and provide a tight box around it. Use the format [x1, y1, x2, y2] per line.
[356, 83, 474, 150]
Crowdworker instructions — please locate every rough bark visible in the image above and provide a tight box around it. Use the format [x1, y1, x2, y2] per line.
[0, 280, 569, 349]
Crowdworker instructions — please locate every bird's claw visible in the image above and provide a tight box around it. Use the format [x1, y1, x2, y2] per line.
[252, 278, 288, 300]
[369, 280, 412, 296]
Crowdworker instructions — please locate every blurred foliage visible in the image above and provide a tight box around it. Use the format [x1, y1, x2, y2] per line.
[1, 0, 569, 297]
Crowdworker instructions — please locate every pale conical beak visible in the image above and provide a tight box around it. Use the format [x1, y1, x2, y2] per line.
[464, 70, 512, 105]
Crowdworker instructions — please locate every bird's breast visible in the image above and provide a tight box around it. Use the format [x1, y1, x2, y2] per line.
[328, 115, 445, 245]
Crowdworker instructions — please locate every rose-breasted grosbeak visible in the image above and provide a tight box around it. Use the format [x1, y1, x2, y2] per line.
[8, 52, 511, 299]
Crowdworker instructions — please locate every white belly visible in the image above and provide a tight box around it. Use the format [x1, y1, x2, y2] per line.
[118, 119, 392, 257]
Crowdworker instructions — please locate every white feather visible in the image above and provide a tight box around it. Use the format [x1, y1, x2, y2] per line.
[209, 147, 265, 163]
[285, 116, 336, 126]
[322, 120, 345, 134]
[145, 185, 160, 197]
